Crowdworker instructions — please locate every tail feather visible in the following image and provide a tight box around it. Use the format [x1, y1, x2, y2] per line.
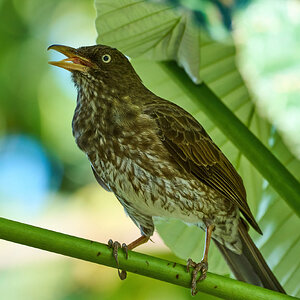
[214, 219, 286, 294]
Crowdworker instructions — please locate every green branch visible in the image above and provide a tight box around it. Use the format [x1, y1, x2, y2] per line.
[0, 217, 295, 300]
[160, 61, 300, 216]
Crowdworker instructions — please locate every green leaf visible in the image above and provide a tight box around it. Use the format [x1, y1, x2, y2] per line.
[95, 0, 201, 82]
[95, 0, 300, 296]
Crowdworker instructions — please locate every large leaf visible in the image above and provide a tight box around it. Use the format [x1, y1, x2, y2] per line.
[95, 0, 201, 82]
[95, 0, 300, 296]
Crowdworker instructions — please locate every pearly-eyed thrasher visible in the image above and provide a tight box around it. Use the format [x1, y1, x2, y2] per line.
[48, 44, 285, 295]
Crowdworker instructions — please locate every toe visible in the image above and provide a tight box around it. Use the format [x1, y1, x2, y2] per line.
[187, 259, 208, 295]
[112, 241, 121, 265]
[118, 269, 127, 280]
[107, 239, 113, 248]
[107, 240, 128, 280]
[107, 240, 122, 266]
[186, 258, 196, 273]
[122, 243, 129, 259]
[191, 285, 198, 296]
[198, 262, 208, 282]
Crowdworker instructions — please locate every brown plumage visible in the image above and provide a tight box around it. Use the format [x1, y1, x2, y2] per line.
[48, 44, 285, 295]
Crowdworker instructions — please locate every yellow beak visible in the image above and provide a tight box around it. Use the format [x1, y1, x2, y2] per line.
[48, 44, 94, 72]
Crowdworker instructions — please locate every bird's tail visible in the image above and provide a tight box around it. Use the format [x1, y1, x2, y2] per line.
[213, 219, 286, 294]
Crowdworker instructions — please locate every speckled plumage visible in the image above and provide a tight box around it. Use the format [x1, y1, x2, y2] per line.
[69, 45, 260, 254]
[48, 44, 285, 294]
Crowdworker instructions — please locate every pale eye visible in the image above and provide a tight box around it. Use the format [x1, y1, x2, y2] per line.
[102, 54, 111, 63]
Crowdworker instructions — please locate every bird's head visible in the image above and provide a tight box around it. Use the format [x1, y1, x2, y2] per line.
[48, 44, 142, 94]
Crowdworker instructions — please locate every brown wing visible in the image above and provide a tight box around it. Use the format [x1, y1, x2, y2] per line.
[144, 100, 262, 234]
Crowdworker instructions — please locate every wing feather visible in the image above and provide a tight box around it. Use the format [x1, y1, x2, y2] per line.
[144, 100, 262, 234]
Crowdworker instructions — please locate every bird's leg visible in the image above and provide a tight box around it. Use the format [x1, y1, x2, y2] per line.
[187, 224, 215, 296]
[125, 235, 150, 256]
[108, 235, 150, 280]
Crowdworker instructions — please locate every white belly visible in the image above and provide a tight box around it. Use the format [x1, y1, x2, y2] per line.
[92, 152, 216, 224]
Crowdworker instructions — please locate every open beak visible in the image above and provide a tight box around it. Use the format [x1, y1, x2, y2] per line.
[48, 44, 94, 72]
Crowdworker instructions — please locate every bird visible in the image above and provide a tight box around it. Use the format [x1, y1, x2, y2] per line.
[48, 44, 285, 295]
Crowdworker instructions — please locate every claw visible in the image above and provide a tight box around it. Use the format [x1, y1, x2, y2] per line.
[186, 258, 194, 273]
[108, 239, 113, 248]
[118, 269, 127, 280]
[186, 259, 208, 296]
[122, 243, 129, 259]
[113, 242, 121, 264]
[107, 239, 121, 265]
[107, 239, 129, 280]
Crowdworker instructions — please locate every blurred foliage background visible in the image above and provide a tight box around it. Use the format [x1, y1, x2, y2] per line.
[0, 0, 299, 299]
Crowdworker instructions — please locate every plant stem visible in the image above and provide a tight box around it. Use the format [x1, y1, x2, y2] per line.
[0, 217, 295, 300]
[160, 61, 300, 216]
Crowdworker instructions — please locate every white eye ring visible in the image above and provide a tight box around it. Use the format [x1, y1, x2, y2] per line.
[102, 54, 111, 63]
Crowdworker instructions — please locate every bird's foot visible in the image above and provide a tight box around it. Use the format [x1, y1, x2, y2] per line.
[186, 258, 208, 296]
[107, 239, 128, 280]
